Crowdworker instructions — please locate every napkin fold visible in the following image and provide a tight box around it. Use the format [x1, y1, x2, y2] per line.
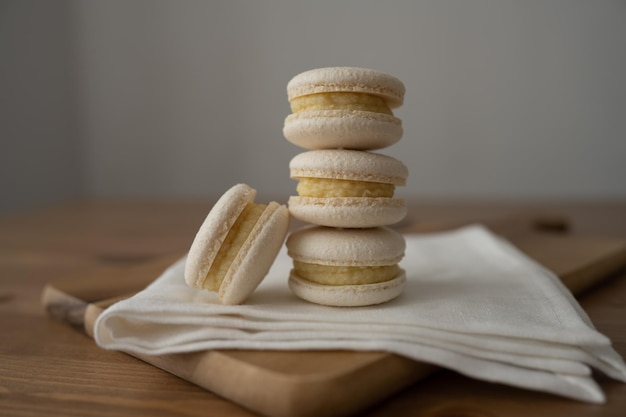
[94, 225, 626, 403]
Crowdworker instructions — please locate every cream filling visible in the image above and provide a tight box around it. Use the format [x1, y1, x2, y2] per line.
[290, 92, 393, 115]
[296, 177, 394, 198]
[294, 261, 401, 286]
[203, 203, 266, 291]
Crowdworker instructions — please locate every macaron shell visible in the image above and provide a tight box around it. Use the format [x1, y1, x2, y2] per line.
[219, 201, 290, 304]
[286, 225, 405, 267]
[283, 110, 402, 150]
[184, 184, 255, 289]
[287, 67, 405, 108]
[290, 149, 408, 185]
[288, 271, 406, 307]
[288, 196, 407, 228]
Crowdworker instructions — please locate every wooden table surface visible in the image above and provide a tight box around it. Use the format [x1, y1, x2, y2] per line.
[2, 199, 626, 417]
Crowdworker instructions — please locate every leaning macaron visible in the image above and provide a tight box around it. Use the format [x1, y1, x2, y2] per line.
[184, 184, 290, 305]
[288, 149, 408, 228]
[286, 226, 406, 307]
[283, 67, 405, 150]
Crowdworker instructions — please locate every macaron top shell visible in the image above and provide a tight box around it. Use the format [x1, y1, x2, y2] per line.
[287, 67, 405, 108]
[184, 183, 254, 290]
[286, 226, 405, 267]
[290, 149, 409, 185]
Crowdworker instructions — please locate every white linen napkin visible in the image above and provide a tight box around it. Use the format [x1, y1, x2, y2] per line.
[94, 225, 626, 403]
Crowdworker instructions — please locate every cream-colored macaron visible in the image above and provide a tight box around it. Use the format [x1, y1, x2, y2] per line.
[286, 226, 406, 307]
[284, 67, 405, 150]
[184, 184, 290, 305]
[289, 149, 408, 228]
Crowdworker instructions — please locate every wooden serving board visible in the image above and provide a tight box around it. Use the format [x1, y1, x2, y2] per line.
[42, 220, 626, 417]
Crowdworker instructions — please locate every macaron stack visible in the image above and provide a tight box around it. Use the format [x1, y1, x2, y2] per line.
[283, 67, 409, 307]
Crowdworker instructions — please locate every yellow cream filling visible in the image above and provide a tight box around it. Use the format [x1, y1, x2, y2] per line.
[296, 177, 394, 198]
[290, 92, 392, 115]
[294, 261, 400, 286]
[203, 202, 266, 291]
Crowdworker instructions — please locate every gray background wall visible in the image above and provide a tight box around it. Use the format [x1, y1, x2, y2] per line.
[2, 0, 625, 214]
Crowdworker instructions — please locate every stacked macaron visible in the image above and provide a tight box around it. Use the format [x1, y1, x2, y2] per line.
[283, 67, 409, 307]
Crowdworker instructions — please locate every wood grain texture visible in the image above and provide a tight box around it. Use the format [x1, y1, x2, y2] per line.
[2, 200, 626, 417]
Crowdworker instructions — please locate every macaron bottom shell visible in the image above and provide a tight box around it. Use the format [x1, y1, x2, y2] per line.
[288, 271, 406, 307]
[283, 110, 402, 150]
[217, 201, 290, 305]
[288, 196, 407, 228]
